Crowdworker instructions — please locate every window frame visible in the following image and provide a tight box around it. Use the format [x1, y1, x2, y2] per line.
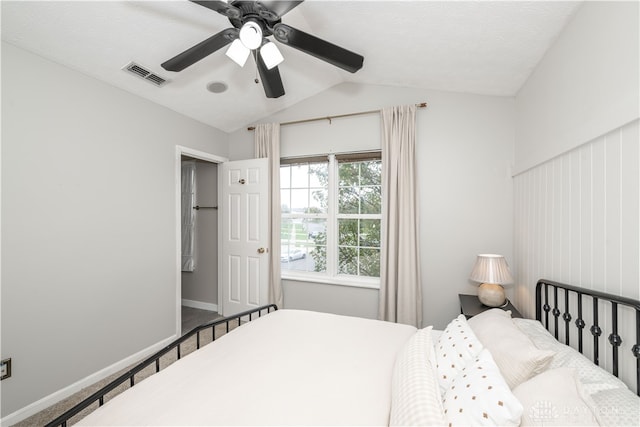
[280, 152, 382, 289]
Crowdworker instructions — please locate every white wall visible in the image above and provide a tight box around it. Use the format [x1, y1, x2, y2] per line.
[513, 0, 639, 323]
[181, 161, 219, 309]
[229, 82, 515, 329]
[515, 1, 639, 174]
[1, 42, 228, 420]
[514, 119, 640, 315]
[513, 1, 640, 392]
[513, 119, 639, 391]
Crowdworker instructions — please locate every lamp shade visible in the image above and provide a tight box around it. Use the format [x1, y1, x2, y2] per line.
[469, 254, 514, 285]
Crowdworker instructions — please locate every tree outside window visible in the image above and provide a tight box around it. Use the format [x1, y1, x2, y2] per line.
[280, 154, 381, 283]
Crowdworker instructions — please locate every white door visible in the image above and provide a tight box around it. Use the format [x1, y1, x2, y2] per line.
[219, 158, 269, 316]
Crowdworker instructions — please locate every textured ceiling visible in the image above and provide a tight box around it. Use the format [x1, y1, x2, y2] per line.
[1, 1, 582, 132]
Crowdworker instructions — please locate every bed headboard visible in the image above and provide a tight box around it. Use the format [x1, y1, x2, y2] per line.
[535, 279, 640, 395]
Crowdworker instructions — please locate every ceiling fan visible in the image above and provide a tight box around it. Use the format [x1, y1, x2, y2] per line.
[161, 0, 364, 98]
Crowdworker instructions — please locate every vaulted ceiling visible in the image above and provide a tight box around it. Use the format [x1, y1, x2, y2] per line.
[1, 1, 582, 132]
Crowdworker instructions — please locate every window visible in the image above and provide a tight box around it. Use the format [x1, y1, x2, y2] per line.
[280, 153, 382, 287]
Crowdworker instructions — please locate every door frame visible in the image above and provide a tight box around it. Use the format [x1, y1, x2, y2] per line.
[174, 145, 228, 337]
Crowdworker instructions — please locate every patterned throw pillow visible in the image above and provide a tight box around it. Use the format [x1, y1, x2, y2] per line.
[390, 326, 446, 426]
[443, 349, 523, 426]
[435, 314, 484, 393]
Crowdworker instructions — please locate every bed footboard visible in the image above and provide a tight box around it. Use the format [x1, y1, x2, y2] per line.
[45, 304, 278, 427]
[535, 279, 639, 394]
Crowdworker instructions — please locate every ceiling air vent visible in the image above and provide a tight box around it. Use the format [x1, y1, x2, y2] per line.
[123, 62, 169, 87]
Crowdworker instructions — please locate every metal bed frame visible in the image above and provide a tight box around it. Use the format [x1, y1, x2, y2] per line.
[41, 281, 640, 425]
[44, 304, 278, 427]
[536, 279, 640, 395]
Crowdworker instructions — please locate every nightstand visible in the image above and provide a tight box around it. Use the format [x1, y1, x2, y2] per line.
[458, 294, 522, 319]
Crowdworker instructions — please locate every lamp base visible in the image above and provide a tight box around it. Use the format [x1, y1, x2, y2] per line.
[478, 283, 506, 307]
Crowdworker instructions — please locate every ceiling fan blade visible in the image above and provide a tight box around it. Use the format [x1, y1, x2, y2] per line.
[161, 28, 238, 72]
[257, 1, 304, 18]
[256, 53, 285, 98]
[273, 23, 363, 73]
[189, 0, 242, 19]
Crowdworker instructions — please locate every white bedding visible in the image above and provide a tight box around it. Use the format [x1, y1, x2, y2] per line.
[513, 319, 629, 394]
[75, 309, 639, 427]
[514, 318, 640, 426]
[78, 309, 417, 426]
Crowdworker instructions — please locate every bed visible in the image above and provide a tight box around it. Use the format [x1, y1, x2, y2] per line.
[45, 280, 640, 426]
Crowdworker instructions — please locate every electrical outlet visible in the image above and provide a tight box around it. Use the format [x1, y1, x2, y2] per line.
[1, 358, 11, 380]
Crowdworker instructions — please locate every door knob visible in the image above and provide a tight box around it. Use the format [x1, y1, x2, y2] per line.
[238, 178, 246, 184]
[257, 247, 267, 254]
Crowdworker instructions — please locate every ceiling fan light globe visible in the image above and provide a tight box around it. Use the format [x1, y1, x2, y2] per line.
[225, 39, 250, 67]
[260, 42, 284, 70]
[239, 21, 263, 50]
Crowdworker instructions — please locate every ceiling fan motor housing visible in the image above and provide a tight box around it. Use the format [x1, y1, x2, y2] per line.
[228, 1, 282, 37]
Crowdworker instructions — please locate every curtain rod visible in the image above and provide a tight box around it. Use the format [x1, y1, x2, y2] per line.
[247, 102, 427, 131]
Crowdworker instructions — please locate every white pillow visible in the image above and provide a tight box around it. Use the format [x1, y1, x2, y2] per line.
[468, 309, 554, 388]
[514, 318, 628, 394]
[513, 367, 601, 426]
[390, 326, 446, 426]
[442, 348, 523, 426]
[435, 314, 483, 393]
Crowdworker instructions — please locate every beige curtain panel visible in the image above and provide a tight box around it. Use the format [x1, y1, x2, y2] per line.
[255, 123, 284, 308]
[378, 105, 423, 328]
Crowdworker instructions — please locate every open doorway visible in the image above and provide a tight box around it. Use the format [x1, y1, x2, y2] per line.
[175, 146, 227, 336]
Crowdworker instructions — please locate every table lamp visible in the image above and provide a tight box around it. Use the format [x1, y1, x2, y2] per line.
[469, 254, 514, 307]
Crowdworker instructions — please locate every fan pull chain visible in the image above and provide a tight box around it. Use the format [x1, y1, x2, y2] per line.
[253, 50, 259, 84]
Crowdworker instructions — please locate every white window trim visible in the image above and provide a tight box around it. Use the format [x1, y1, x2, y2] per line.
[281, 270, 380, 289]
[280, 153, 381, 289]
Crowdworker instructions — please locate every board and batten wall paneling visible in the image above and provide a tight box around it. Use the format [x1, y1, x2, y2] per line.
[514, 119, 640, 391]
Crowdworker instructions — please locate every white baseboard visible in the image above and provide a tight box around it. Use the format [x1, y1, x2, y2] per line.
[0, 334, 177, 426]
[181, 299, 218, 312]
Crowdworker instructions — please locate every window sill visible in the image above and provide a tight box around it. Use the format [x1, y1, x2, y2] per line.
[281, 272, 380, 290]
